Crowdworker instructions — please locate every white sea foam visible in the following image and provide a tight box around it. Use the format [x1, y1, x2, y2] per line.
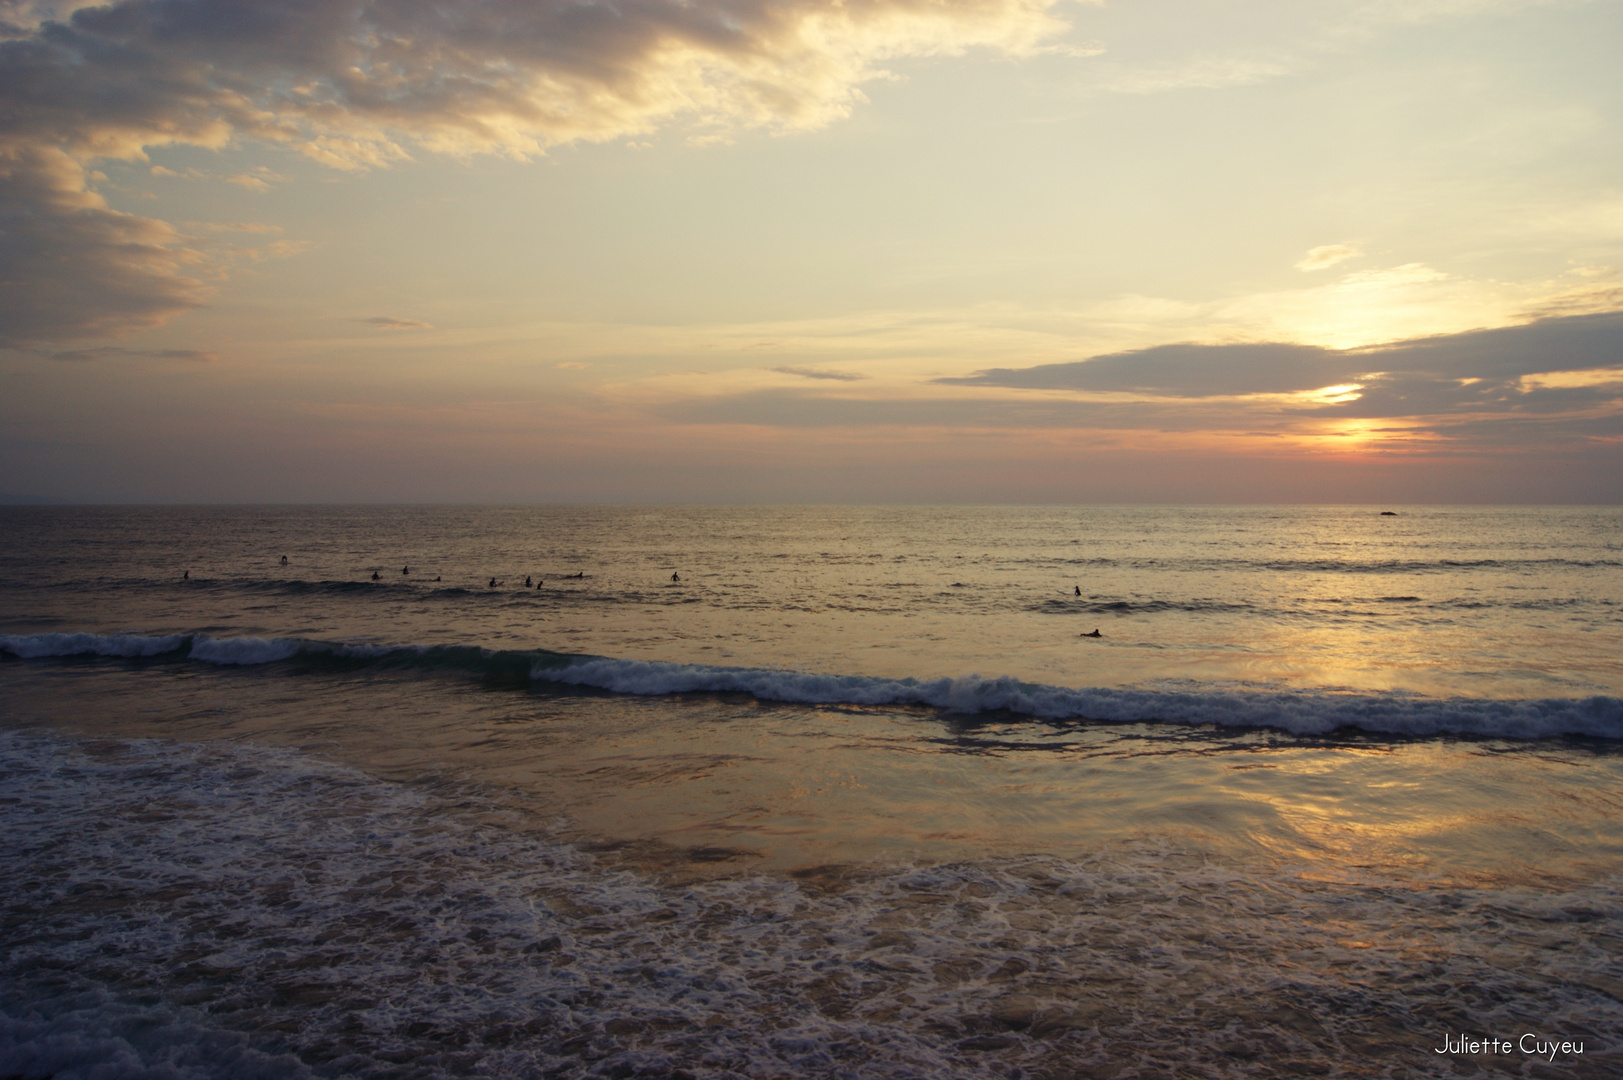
[2, 730, 1619, 1078]
[5, 632, 1622, 740]
[0, 991, 311, 1080]
[537, 656, 1623, 740]
[186, 635, 303, 665]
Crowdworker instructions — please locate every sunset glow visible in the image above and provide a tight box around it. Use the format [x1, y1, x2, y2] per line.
[2, 0, 1620, 503]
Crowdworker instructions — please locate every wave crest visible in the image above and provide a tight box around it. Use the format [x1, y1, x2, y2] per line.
[535, 658, 1623, 739]
[5, 632, 1620, 741]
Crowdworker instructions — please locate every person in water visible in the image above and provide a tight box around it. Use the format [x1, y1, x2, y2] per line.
[525, 576, 532, 587]
[1075, 585, 1081, 596]
[402, 565, 409, 575]
[1082, 628, 1101, 637]
[489, 577, 498, 588]
[671, 572, 680, 582]
[371, 571, 381, 580]
[280, 555, 288, 566]
[183, 570, 189, 580]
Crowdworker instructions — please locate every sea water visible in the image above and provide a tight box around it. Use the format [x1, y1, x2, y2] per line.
[1, 505, 1621, 1078]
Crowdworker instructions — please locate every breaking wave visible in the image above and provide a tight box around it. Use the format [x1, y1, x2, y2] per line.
[7, 731, 1617, 1079]
[4, 631, 1621, 741]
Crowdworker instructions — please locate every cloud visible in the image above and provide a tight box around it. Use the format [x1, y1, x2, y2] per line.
[193, 221, 282, 234]
[50, 346, 216, 362]
[1295, 243, 1361, 272]
[0, 0, 1072, 344]
[360, 316, 433, 331]
[939, 312, 1623, 453]
[939, 342, 1347, 397]
[943, 310, 1623, 397]
[772, 365, 867, 382]
[648, 311, 1623, 460]
[0, 2, 94, 35]
[0, 145, 210, 347]
[662, 388, 1151, 430]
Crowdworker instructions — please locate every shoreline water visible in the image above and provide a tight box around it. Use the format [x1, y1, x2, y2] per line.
[3, 717, 1620, 1079]
[6, 630, 1623, 740]
[3, 506, 1620, 1076]
[6, 646, 1623, 888]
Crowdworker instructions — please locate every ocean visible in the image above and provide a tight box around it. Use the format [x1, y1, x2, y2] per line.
[1, 504, 1620, 1079]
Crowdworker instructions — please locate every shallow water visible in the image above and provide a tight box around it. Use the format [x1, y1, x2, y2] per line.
[6, 659, 1623, 887]
[3, 724, 1621, 1080]
[2, 505, 1621, 1078]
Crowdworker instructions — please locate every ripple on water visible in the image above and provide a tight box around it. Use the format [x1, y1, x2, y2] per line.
[3, 731, 1620, 1078]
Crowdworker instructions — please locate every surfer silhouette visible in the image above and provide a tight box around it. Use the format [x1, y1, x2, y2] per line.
[1082, 629, 1101, 638]
[280, 555, 288, 566]
[671, 571, 680, 582]
[1075, 585, 1081, 596]
[402, 565, 409, 575]
[371, 571, 381, 581]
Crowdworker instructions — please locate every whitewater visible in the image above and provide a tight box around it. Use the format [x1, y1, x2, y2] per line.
[2, 504, 1621, 1078]
[5, 630, 1623, 740]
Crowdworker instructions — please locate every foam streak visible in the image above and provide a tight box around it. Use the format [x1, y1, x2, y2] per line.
[4, 632, 1620, 740]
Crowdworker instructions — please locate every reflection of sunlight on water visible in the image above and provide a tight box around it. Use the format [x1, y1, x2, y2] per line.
[4, 505, 1619, 701]
[11, 662, 1623, 889]
[2, 504, 1620, 1076]
[5, 729, 1621, 1079]
[1214, 739, 1623, 888]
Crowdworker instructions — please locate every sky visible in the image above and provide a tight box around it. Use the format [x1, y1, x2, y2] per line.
[2, 0, 1620, 504]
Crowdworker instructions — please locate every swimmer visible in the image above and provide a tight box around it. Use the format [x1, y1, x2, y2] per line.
[280, 555, 288, 566]
[434, 576, 441, 582]
[371, 571, 381, 581]
[525, 576, 532, 587]
[489, 577, 498, 588]
[1075, 585, 1081, 596]
[402, 565, 409, 575]
[183, 570, 189, 580]
[671, 572, 680, 582]
[1081, 628, 1101, 638]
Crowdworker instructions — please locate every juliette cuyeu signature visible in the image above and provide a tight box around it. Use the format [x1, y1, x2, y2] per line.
[1434, 1033, 1583, 1061]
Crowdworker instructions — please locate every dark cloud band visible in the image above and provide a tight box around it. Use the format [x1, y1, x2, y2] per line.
[671, 313, 1623, 451]
[0, 0, 1065, 345]
[939, 312, 1623, 398]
